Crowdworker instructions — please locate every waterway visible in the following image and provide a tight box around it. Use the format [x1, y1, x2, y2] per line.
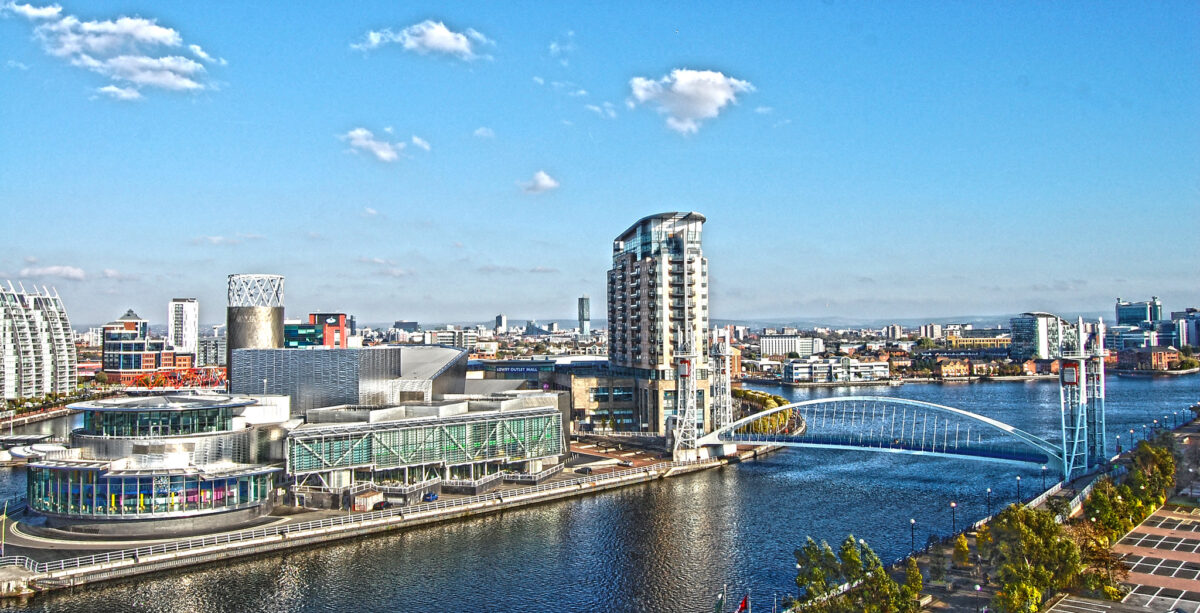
[2, 375, 1197, 612]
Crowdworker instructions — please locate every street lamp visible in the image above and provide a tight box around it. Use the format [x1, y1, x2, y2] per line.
[951, 502, 958, 534]
[975, 584, 982, 613]
[986, 488, 992, 516]
[262, 378, 268, 395]
[1041, 465, 1047, 490]
[910, 518, 916, 553]
[1016, 475, 1022, 503]
[1116, 434, 1122, 454]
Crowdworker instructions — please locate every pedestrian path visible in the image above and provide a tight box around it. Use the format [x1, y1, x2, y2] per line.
[1116, 505, 1200, 612]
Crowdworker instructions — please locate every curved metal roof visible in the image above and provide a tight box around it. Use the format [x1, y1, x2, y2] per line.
[68, 394, 257, 413]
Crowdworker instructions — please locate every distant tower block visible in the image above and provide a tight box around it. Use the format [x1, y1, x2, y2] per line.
[226, 274, 285, 382]
[578, 295, 590, 337]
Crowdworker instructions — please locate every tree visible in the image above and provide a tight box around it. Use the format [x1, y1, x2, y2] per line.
[840, 535, 865, 585]
[916, 337, 936, 350]
[1176, 357, 1199, 370]
[902, 557, 923, 605]
[993, 581, 1042, 613]
[953, 533, 970, 567]
[94, 371, 108, 385]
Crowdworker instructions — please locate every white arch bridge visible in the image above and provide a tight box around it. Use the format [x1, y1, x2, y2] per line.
[697, 396, 1066, 475]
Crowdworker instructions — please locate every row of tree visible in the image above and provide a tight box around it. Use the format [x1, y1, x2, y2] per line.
[791, 534, 923, 612]
[974, 436, 1178, 610]
[730, 388, 793, 434]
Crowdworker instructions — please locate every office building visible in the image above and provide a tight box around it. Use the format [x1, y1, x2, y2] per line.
[101, 309, 193, 385]
[760, 334, 824, 358]
[27, 394, 287, 536]
[882, 324, 904, 340]
[394, 321, 420, 333]
[781, 357, 890, 383]
[197, 335, 227, 367]
[1009, 312, 1075, 361]
[918, 324, 944, 340]
[0, 283, 77, 400]
[494, 314, 507, 334]
[226, 274, 284, 381]
[230, 345, 468, 416]
[167, 298, 199, 356]
[284, 313, 350, 348]
[607, 212, 710, 434]
[1115, 297, 1162, 326]
[423, 328, 478, 350]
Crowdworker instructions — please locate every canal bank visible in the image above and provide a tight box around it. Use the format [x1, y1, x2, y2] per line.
[0, 444, 780, 596]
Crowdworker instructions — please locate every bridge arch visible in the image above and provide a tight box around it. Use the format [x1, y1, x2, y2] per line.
[699, 396, 1063, 472]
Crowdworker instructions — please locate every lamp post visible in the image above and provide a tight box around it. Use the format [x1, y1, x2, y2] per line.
[1116, 434, 1122, 454]
[1016, 475, 1022, 503]
[262, 378, 268, 395]
[986, 487, 992, 516]
[1143, 424, 1149, 440]
[975, 584, 982, 613]
[1130, 428, 1135, 442]
[1041, 465, 1047, 490]
[910, 518, 916, 553]
[951, 501, 957, 534]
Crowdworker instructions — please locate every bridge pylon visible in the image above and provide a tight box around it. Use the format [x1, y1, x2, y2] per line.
[1058, 317, 1107, 481]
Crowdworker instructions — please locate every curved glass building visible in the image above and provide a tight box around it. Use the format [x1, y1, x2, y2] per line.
[27, 394, 284, 536]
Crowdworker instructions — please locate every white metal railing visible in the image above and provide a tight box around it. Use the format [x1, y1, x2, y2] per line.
[443, 472, 505, 489]
[504, 463, 565, 483]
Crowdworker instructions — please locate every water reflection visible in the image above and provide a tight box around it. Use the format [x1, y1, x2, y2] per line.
[0, 376, 1193, 612]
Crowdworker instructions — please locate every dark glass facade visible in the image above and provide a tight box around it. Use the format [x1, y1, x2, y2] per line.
[82, 407, 234, 437]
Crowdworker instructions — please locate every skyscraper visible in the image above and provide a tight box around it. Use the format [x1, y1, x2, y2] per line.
[495, 313, 507, 334]
[168, 298, 199, 355]
[0, 282, 77, 400]
[607, 212, 710, 435]
[578, 295, 590, 337]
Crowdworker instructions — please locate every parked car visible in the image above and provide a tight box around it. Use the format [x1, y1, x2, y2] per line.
[576, 466, 593, 475]
[422, 492, 439, 502]
[618, 460, 634, 467]
[372, 500, 393, 511]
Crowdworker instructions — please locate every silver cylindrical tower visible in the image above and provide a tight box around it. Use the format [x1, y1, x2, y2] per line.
[226, 274, 284, 383]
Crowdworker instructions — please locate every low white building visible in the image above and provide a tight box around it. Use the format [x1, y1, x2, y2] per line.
[782, 357, 890, 383]
[759, 334, 824, 357]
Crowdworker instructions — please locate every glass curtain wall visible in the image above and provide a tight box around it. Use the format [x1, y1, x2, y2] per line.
[28, 466, 274, 517]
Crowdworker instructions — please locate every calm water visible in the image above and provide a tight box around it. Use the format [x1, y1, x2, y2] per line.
[3, 376, 1197, 612]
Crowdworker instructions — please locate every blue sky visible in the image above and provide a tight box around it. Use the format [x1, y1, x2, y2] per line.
[2, 2, 1197, 326]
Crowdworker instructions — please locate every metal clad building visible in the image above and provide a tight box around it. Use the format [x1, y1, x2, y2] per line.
[0, 282, 77, 400]
[226, 274, 285, 379]
[231, 345, 468, 416]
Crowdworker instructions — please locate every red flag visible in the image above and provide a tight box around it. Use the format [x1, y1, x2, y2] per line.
[735, 595, 748, 613]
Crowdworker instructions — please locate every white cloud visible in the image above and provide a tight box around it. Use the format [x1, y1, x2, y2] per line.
[567, 88, 587, 97]
[351, 20, 492, 60]
[362, 207, 379, 217]
[548, 30, 575, 66]
[188, 43, 225, 65]
[585, 102, 616, 119]
[411, 135, 431, 151]
[340, 128, 404, 162]
[473, 126, 494, 139]
[382, 125, 394, 134]
[5, 60, 29, 70]
[629, 68, 754, 134]
[519, 170, 559, 194]
[529, 266, 559, 274]
[19, 265, 84, 280]
[3, 4, 223, 98]
[191, 235, 240, 246]
[754, 106, 773, 114]
[0, 2, 61, 20]
[532, 76, 544, 85]
[95, 84, 141, 100]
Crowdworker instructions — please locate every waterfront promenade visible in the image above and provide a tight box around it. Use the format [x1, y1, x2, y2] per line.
[0, 445, 772, 596]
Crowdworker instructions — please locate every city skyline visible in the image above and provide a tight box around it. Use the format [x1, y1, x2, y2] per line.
[2, 2, 1198, 325]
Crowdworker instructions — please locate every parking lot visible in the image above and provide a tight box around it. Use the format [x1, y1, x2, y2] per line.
[1114, 505, 1200, 612]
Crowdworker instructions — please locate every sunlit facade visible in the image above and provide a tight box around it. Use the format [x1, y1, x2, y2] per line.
[27, 394, 285, 536]
[0, 283, 77, 400]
